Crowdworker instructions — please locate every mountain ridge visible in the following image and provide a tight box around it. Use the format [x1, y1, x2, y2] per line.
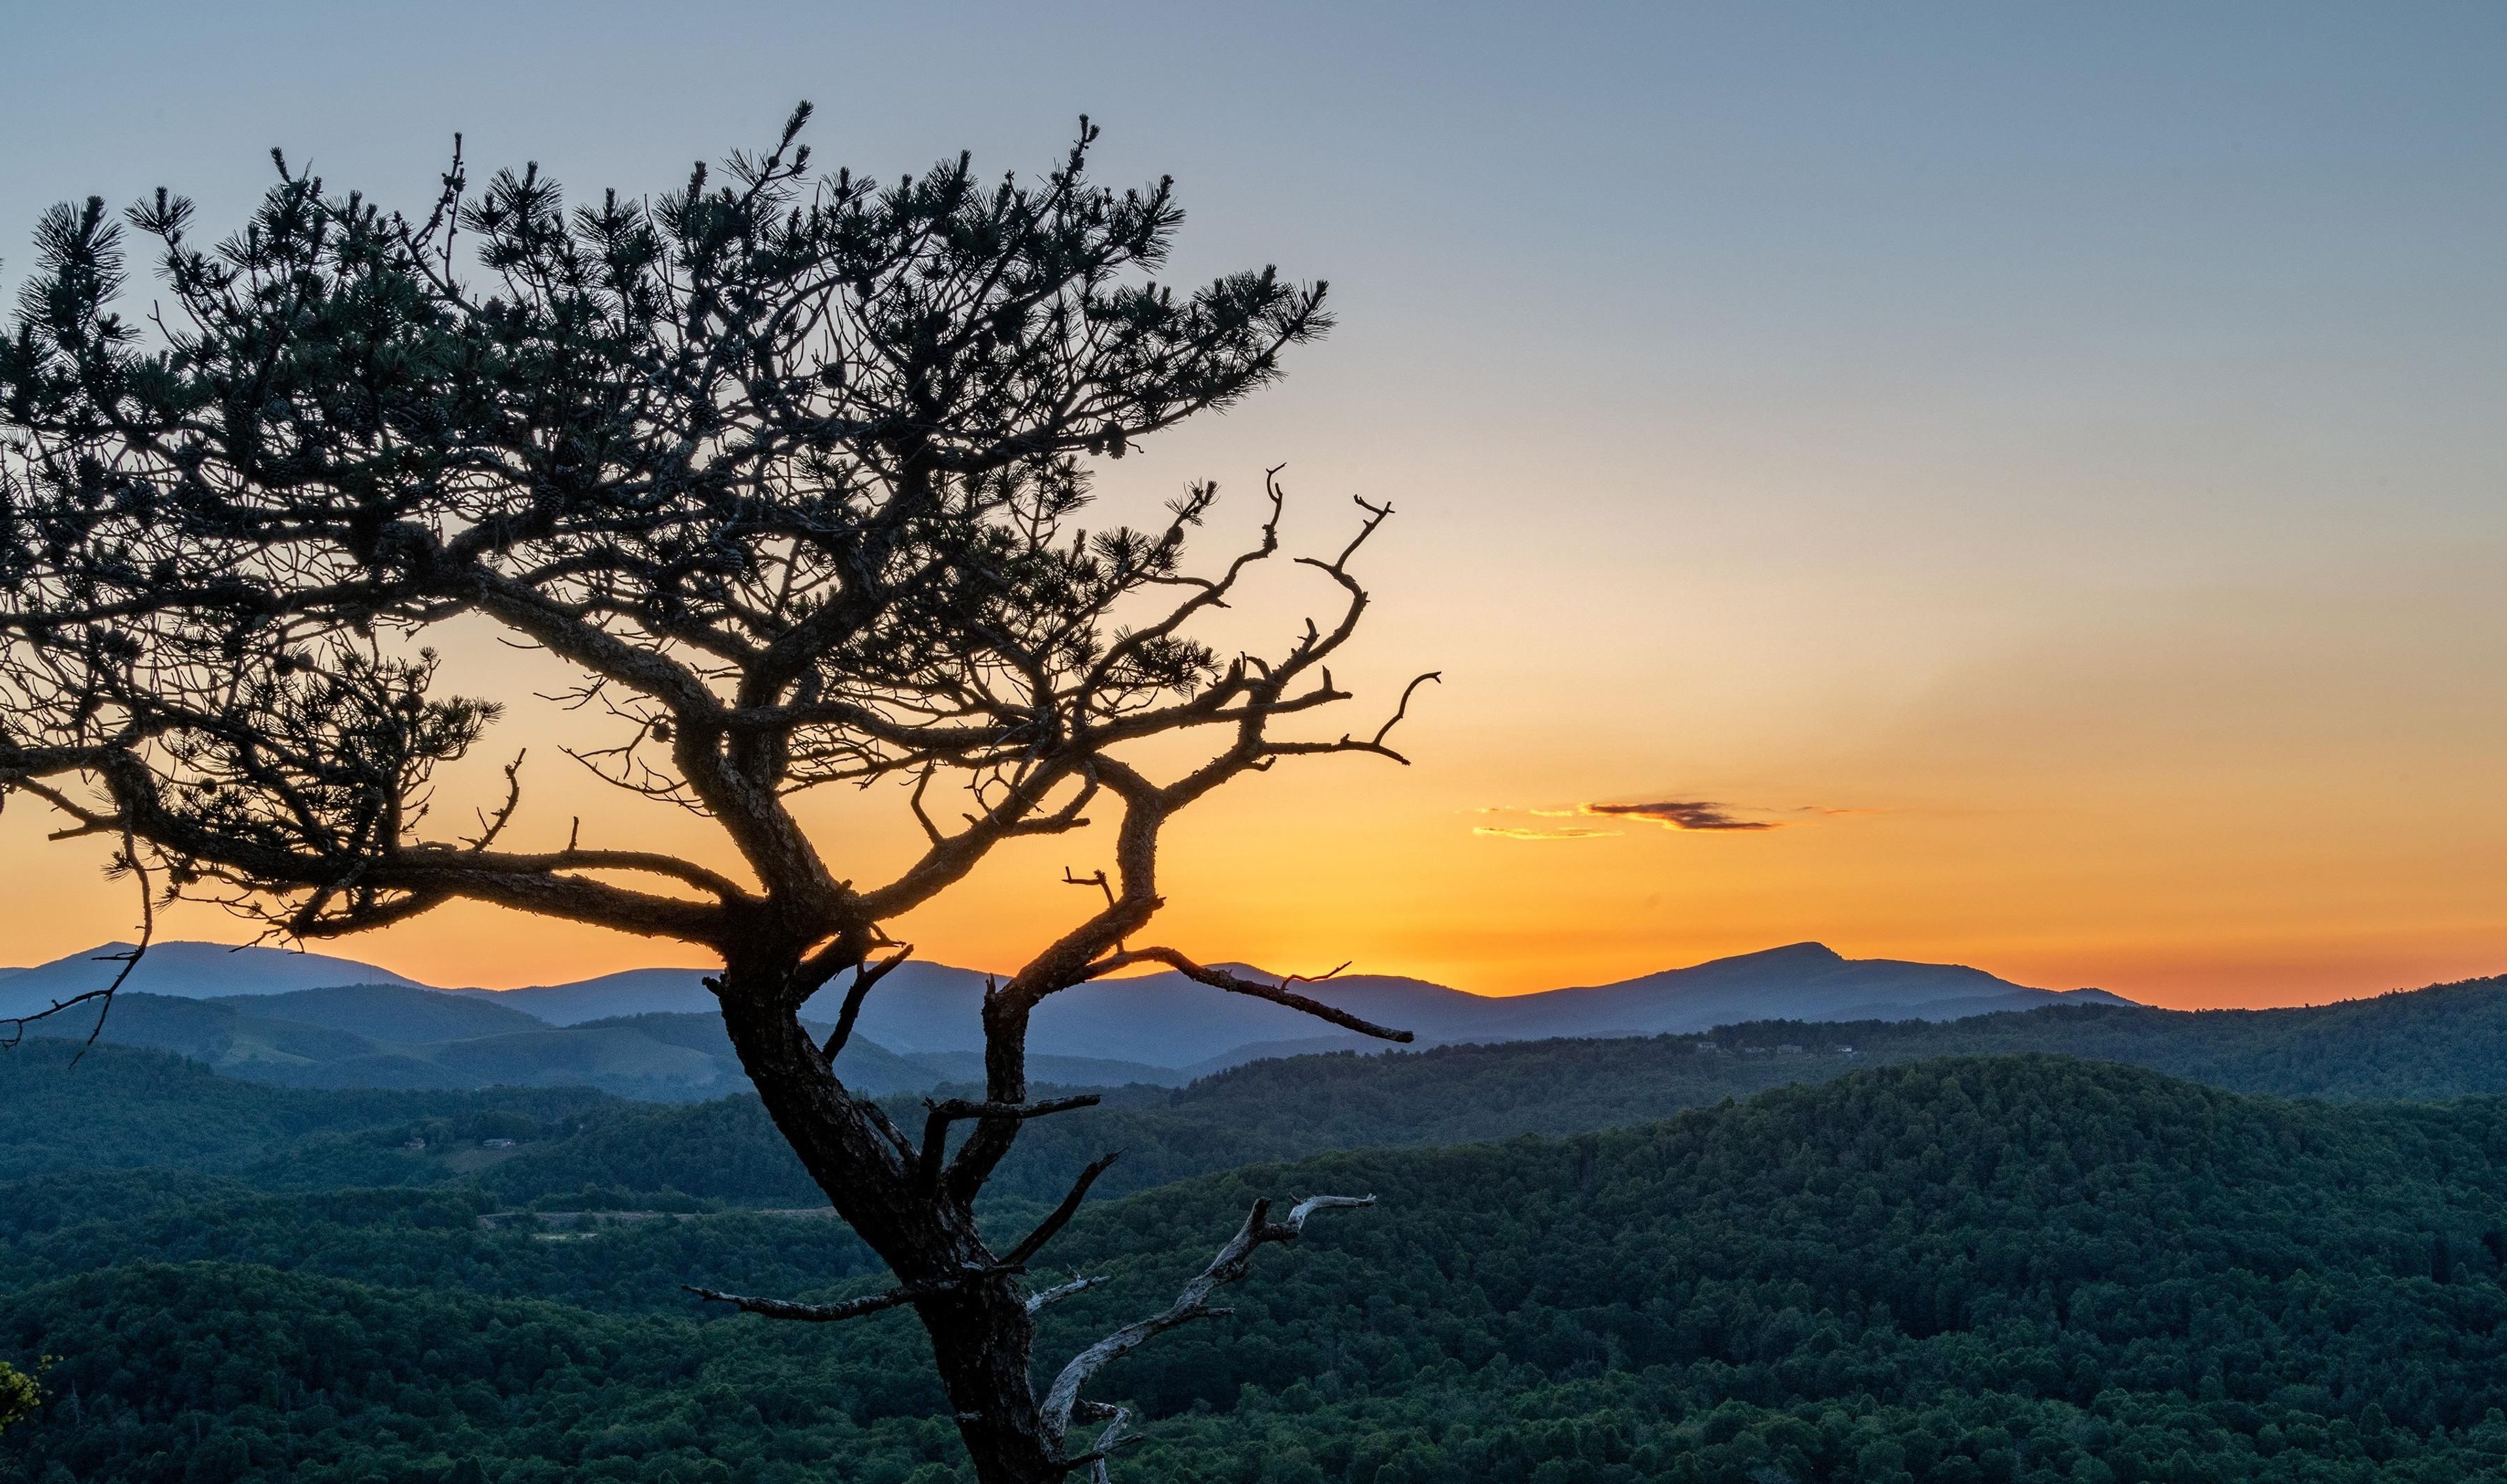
[3, 937, 2130, 1069]
[35, 992, 1183, 1103]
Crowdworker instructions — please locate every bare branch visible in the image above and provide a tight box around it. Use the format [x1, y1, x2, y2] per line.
[1041, 1194, 1377, 1452]
[684, 1271, 997, 1323]
[856, 1095, 918, 1161]
[1024, 1272, 1107, 1316]
[1062, 867, 1116, 911]
[919, 1095, 1101, 1189]
[0, 821, 153, 1058]
[1079, 947, 1411, 1044]
[1002, 1150, 1122, 1268]
[1061, 1407, 1141, 1481]
[821, 942, 914, 1061]
[460, 750, 528, 850]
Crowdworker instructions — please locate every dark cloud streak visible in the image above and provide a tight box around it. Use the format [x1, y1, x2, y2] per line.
[1583, 800, 1780, 831]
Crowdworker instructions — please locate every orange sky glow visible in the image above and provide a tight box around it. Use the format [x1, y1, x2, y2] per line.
[5, 433, 2502, 1011]
[5, 7, 2507, 1013]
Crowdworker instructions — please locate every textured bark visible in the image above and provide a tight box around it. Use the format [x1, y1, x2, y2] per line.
[717, 960, 1067, 1482]
[922, 1284, 1059, 1484]
[710, 946, 1386, 1483]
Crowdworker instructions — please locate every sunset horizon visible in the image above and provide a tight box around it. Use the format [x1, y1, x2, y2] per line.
[10, 8, 2506, 1018]
[10, 9, 2507, 1479]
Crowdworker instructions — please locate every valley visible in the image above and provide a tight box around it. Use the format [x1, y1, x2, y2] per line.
[9, 966, 2507, 1479]
[7, 1053, 2507, 1481]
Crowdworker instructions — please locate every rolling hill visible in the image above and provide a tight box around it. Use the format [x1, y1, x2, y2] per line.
[452, 967, 725, 1022]
[18, 968, 2507, 1215]
[772, 942, 2128, 1066]
[206, 982, 550, 1043]
[0, 941, 420, 1017]
[9, 1058, 2507, 1479]
[0, 1039, 614, 1181]
[7, 938, 2136, 1071]
[443, 969, 2507, 1210]
[31, 990, 1178, 1105]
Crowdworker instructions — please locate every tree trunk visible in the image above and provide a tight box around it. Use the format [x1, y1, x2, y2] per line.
[921, 1281, 1063, 1483]
[716, 969, 1065, 1484]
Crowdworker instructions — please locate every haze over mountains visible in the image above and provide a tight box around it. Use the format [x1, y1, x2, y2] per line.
[11, 962, 2507, 1477]
[0, 941, 422, 1002]
[0, 938, 2130, 1096]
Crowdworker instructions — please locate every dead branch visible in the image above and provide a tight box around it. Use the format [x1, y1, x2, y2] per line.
[1079, 947, 1411, 1044]
[0, 823, 153, 1058]
[460, 750, 527, 850]
[1002, 1150, 1123, 1268]
[1041, 1194, 1376, 1455]
[857, 1096, 918, 1160]
[683, 1265, 1011, 1323]
[919, 1095, 1101, 1188]
[821, 943, 914, 1062]
[1024, 1273, 1107, 1315]
[1062, 866, 1116, 911]
[1365, 669, 1443, 753]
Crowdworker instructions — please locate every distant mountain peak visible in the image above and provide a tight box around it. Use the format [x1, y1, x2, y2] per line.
[1713, 942, 1846, 968]
[67, 939, 140, 958]
[0, 939, 422, 1017]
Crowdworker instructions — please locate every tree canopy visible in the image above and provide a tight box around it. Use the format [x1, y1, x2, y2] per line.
[0, 105, 1401, 968]
[13, 1056, 2507, 1481]
[0, 108, 1430, 1482]
[0, 1358, 33, 1436]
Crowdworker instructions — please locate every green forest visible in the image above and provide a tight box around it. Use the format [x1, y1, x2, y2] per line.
[12, 987, 2507, 1479]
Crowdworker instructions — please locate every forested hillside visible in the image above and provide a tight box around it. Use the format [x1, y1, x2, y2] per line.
[373, 973, 2507, 1210]
[18, 973, 2507, 1214]
[1804, 977, 2507, 1099]
[0, 1041, 614, 1182]
[14, 981, 2507, 1479]
[58, 996, 1178, 1102]
[8, 1058, 2507, 1480]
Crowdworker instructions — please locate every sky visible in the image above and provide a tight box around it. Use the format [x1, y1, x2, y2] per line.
[3, 2, 2506, 1008]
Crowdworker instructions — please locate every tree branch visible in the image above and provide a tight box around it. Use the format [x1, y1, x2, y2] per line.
[1024, 1273, 1107, 1316]
[1002, 1150, 1123, 1268]
[0, 810, 152, 1059]
[919, 1095, 1101, 1190]
[1041, 1195, 1377, 1453]
[1078, 947, 1411, 1044]
[821, 942, 913, 1062]
[684, 1271, 999, 1324]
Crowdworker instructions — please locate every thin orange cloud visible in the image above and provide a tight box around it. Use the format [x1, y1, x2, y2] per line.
[1473, 825, 1618, 842]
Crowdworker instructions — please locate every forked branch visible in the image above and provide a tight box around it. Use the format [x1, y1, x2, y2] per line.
[1079, 947, 1412, 1044]
[0, 818, 153, 1059]
[919, 1095, 1102, 1189]
[821, 943, 915, 1061]
[1041, 1194, 1377, 1456]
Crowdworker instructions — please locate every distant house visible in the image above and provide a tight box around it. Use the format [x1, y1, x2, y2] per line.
[481, 1138, 517, 1150]
[403, 1137, 426, 1151]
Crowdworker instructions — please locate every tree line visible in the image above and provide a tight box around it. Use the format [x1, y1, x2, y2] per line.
[12, 1056, 2507, 1480]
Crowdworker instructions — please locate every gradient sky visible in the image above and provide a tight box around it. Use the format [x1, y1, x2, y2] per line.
[4, 3, 2506, 1008]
